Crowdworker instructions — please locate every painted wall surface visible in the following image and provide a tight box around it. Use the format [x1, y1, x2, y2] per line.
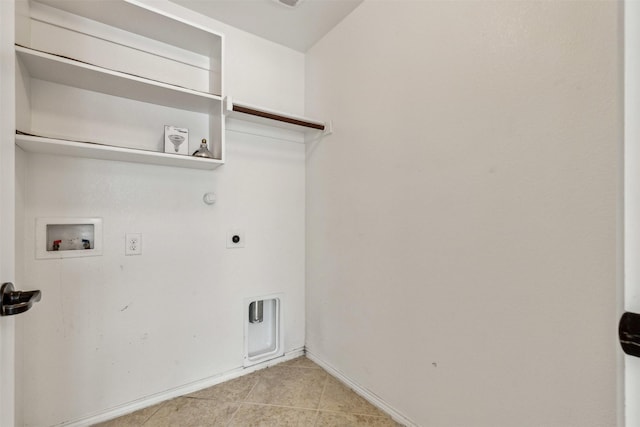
[16, 2, 306, 425]
[305, 1, 621, 426]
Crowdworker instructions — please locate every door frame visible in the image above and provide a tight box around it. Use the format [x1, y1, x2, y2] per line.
[624, 2, 640, 426]
[0, 0, 16, 426]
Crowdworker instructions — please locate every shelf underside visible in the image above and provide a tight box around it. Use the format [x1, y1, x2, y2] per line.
[16, 133, 223, 170]
[16, 46, 221, 114]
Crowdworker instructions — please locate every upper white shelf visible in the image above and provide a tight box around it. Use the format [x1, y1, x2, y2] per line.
[224, 97, 330, 135]
[16, 46, 221, 114]
[35, 0, 222, 58]
[16, 133, 223, 170]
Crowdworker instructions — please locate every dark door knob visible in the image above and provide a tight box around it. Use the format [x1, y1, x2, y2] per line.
[0, 282, 41, 316]
[619, 312, 640, 357]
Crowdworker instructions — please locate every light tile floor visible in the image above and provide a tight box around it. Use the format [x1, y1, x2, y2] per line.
[94, 357, 403, 426]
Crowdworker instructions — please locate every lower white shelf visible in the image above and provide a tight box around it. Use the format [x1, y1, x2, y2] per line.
[15, 133, 224, 170]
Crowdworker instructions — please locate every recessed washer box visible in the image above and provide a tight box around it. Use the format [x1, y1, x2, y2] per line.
[244, 294, 283, 367]
[35, 217, 103, 259]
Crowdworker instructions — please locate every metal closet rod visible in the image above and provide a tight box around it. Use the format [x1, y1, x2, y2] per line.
[232, 105, 325, 131]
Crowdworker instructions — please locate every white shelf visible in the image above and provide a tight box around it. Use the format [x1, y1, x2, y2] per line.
[16, 46, 221, 114]
[16, 134, 223, 170]
[15, 0, 225, 170]
[35, 0, 222, 58]
[224, 97, 329, 135]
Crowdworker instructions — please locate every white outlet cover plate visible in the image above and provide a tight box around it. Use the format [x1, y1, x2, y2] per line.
[125, 233, 142, 255]
[227, 230, 245, 248]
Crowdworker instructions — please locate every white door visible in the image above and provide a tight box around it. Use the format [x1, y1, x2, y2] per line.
[0, 0, 16, 426]
[625, 2, 640, 426]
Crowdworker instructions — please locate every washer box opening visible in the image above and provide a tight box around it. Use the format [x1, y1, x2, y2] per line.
[36, 217, 103, 259]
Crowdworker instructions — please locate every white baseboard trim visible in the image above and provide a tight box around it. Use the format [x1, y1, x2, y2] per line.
[60, 347, 305, 427]
[304, 349, 418, 427]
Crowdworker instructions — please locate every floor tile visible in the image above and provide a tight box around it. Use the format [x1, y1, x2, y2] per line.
[92, 402, 163, 427]
[187, 372, 259, 402]
[96, 357, 405, 427]
[246, 365, 328, 409]
[228, 403, 318, 426]
[319, 377, 385, 416]
[315, 411, 402, 427]
[142, 397, 239, 427]
[280, 356, 322, 369]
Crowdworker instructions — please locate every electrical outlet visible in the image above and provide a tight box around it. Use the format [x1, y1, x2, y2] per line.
[227, 230, 245, 249]
[125, 233, 142, 255]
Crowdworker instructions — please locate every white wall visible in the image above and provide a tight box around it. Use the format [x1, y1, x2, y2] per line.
[305, 1, 621, 426]
[16, 2, 306, 426]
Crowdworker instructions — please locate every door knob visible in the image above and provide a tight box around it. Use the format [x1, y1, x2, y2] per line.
[619, 312, 640, 357]
[0, 282, 41, 316]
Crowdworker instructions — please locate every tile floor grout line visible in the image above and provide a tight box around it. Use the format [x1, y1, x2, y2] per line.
[242, 375, 261, 402]
[139, 401, 166, 426]
[224, 402, 243, 427]
[225, 376, 262, 426]
[315, 407, 397, 418]
[311, 409, 321, 427]
[317, 371, 330, 410]
[312, 369, 331, 426]
[238, 401, 323, 411]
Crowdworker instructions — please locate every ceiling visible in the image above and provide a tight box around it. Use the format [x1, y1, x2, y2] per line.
[171, 0, 363, 52]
